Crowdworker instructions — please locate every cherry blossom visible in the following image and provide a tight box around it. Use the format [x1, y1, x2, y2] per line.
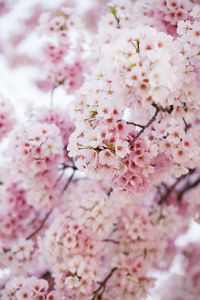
[0, 0, 200, 299]
[0, 95, 15, 141]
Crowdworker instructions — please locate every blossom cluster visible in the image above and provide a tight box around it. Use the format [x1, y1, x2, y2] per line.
[0, 0, 200, 299]
[0, 95, 15, 141]
[37, 6, 85, 94]
[156, 0, 193, 26]
[40, 179, 188, 300]
[9, 122, 64, 209]
[0, 238, 42, 276]
[68, 1, 200, 194]
[42, 212, 104, 298]
[1, 276, 59, 300]
[0, 182, 37, 244]
[29, 105, 75, 160]
[67, 180, 120, 236]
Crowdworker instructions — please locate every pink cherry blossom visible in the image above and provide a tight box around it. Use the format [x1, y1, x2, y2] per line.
[0, 0, 200, 299]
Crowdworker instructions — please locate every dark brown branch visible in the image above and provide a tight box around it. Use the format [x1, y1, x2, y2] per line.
[158, 178, 182, 205]
[40, 271, 55, 292]
[156, 185, 162, 197]
[26, 209, 52, 240]
[56, 163, 77, 186]
[130, 105, 159, 146]
[117, 119, 145, 129]
[61, 169, 76, 194]
[161, 182, 168, 190]
[103, 239, 120, 245]
[126, 121, 145, 129]
[107, 188, 113, 196]
[177, 176, 200, 201]
[152, 103, 174, 113]
[91, 267, 118, 300]
[130, 103, 173, 146]
[40, 271, 50, 279]
[55, 169, 65, 186]
[157, 169, 195, 205]
[183, 117, 191, 133]
[59, 163, 78, 171]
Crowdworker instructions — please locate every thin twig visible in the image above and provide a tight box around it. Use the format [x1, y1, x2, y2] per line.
[91, 267, 118, 300]
[156, 185, 162, 197]
[60, 163, 78, 171]
[107, 188, 113, 196]
[103, 239, 120, 245]
[26, 209, 52, 240]
[54, 168, 65, 186]
[130, 103, 173, 146]
[126, 121, 145, 129]
[61, 169, 76, 194]
[183, 117, 191, 133]
[56, 164, 77, 186]
[177, 176, 200, 201]
[158, 178, 182, 205]
[157, 169, 195, 205]
[130, 106, 159, 146]
[117, 119, 145, 129]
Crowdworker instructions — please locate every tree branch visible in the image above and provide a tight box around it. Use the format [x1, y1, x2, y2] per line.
[130, 103, 173, 146]
[177, 176, 200, 201]
[126, 121, 145, 129]
[158, 177, 182, 205]
[157, 169, 195, 205]
[130, 105, 159, 146]
[61, 168, 76, 194]
[26, 209, 52, 240]
[103, 239, 120, 244]
[56, 163, 77, 186]
[91, 267, 118, 300]
[107, 188, 113, 196]
[40, 271, 55, 292]
[182, 118, 191, 133]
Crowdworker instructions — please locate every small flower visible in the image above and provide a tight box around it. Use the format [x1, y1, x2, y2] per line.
[115, 139, 130, 158]
[65, 276, 81, 289]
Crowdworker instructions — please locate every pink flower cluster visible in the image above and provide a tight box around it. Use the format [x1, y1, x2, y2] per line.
[105, 202, 188, 299]
[156, 0, 193, 26]
[1, 0, 200, 299]
[68, 180, 120, 236]
[37, 7, 85, 94]
[0, 182, 37, 244]
[9, 122, 64, 209]
[0, 96, 15, 141]
[1, 276, 59, 300]
[30, 106, 75, 160]
[42, 213, 104, 298]
[68, 0, 200, 194]
[40, 177, 188, 300]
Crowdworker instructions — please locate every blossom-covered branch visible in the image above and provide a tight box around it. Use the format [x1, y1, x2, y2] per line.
[91, 267, 118, 300]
